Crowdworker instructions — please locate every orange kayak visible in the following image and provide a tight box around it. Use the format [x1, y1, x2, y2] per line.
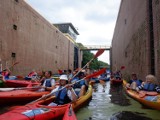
[0, 85, 92, 120]
[123, 80, 160, 110]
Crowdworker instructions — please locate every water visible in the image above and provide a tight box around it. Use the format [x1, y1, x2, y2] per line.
[76, 82, 160, 120]
[0, 81, 160, 120]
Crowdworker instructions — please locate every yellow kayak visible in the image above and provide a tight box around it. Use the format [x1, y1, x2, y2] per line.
[123, 80, 160, 110]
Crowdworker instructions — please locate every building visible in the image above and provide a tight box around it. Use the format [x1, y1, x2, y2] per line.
[0, 0, 81, 75]
[54, 23, 82, 70]
[111, 0, 160, 80]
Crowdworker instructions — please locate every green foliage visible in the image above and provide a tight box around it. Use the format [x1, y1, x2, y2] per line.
[77, 43, 109, 70]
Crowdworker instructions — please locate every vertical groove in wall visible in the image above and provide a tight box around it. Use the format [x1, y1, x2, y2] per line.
[149, 0, 155, 75]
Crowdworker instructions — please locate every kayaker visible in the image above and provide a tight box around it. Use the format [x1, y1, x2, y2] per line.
[43, 74, 77, 106]
[136, 74, 160, 92]
[71, 71, 89, 97]
[126, 73, 142, 90]
[34, 70, 45, 83]
[113, 70, 122, 80]
[1, 68, 11, 80]
[24, 70, 37, 80]
[40, 71, 56, 91]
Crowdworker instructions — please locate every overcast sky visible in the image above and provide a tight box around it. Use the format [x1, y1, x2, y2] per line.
[25, 0, 121, 64]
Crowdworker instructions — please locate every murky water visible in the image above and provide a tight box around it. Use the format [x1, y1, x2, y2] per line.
[76, 82, 160, 120]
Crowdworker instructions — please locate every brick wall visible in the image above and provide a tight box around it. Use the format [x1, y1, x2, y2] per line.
[0, 0, 79, 75]
[111, 0, 150, 80]
[152, 0, 160, 81]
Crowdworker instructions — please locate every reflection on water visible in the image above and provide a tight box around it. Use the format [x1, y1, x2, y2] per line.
[76, 81, 160, 120]
[110, 111, 152, 120]
[109, 84, 130, 106]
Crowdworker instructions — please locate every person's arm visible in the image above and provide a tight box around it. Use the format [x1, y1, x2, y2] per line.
[69, 88, 77, 102]
[126, 80, 132, 88]
[66, 84, 77, 102]
[42, 87, 58, 99]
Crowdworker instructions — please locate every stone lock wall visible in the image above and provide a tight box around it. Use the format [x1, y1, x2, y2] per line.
[0, 0, 78, 75]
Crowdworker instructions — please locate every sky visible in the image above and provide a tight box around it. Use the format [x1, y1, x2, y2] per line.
[25, 0, 121, 64]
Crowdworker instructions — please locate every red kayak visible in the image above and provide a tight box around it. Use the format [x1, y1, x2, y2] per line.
[0, 85, 92, 120]
[5, 80, 40, 87]
[62, 104, 77, 120]
[110, 78, 123, 85]
[0, 89, 49, 105]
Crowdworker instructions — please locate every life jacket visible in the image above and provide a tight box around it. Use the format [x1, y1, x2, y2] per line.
[73, 78, 85, 89]
[131, 79, 141, 86]
[55, 87, 71, 105]
[45, 78, 52, 87]
[143, 83, 156, 91]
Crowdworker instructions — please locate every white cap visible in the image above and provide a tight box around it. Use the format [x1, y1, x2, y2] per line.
[59, 75, 68, 81]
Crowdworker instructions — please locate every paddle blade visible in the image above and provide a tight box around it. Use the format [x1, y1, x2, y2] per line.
[120, 66, 125, 70]
[85, 68, 106, 79]
[58, 69, 63, 74]
[94, 49, 105, 59]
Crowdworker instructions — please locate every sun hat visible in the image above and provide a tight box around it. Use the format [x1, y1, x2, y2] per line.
[59, 75, 68, 81]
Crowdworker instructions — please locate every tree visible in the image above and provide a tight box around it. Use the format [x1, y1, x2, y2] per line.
[77, 43, 109, 70]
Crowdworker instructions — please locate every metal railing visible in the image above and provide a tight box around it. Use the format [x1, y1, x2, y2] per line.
[81, 45, 111, 50]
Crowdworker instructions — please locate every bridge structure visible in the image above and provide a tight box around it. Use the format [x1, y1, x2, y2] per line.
[81, 45, 111, 50]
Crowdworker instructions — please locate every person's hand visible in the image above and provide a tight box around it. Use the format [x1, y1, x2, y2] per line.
[42, 94, 48, 99]
[65, 84, 73, 90]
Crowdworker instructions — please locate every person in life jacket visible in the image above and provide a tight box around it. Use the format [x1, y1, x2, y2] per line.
[24, 70, 37, 80]
[41, 71, 56, 91]
[43, 75, 77, 106]
[136, 74, 160, 92]
[126, 73, 142, 90]
[1, 68, 11, 80]
[71, 71, 89, 97]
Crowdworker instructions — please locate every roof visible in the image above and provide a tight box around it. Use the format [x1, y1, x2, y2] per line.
[53, 22, 79, 35]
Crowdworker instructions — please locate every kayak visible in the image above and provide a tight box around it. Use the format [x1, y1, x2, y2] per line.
[62, 104, 77, 120]
[123, 80, 160, 110]
[0, 85, 92, 120]
[0, 89, 49, 105]
[5, 80, 40, 87]
[110, 79, 123, 85]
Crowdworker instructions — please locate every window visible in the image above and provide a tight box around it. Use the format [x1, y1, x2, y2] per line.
[15, 0, 19, 3]
[11, 53, 16, 58]
[13, 24, 17, 30]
